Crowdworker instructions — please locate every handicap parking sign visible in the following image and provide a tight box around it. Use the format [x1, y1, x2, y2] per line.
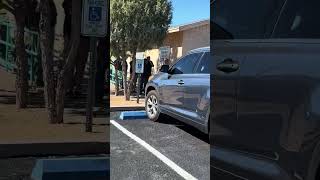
[135, 59, 144, 74]
[89, 7, 102, 22]
[81, 0, 107, 37]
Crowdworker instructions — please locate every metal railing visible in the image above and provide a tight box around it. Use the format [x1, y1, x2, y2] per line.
[110, 63, 123, 85]
[0, 21, 41, 87]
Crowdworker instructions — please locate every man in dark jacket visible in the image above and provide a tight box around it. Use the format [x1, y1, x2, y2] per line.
[140, 56, 154, 93]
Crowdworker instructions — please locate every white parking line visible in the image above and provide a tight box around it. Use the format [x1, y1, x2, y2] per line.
[110, 120, 198, 180]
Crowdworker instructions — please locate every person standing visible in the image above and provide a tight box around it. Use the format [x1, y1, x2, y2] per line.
[141, 56, 154, 93]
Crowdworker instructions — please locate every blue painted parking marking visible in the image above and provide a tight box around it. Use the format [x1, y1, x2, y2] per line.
[31, 157, 109, 180]
[120, 111, 148, 120]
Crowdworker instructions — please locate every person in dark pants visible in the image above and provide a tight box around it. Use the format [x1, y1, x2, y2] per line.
[140, 56, 154, 94]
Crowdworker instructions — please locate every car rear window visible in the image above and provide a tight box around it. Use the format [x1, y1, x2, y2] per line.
[212, 0, 283, 39]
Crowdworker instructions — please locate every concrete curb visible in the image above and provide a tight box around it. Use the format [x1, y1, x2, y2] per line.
[0, 142, 109, 158]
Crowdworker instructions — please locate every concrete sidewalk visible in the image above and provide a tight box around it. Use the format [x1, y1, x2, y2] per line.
[110, 95, 145, 111]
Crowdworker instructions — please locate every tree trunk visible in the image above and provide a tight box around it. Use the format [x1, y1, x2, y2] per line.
[55, 0, 81, 123]
[39, 0, 56, 123]
[121, 55, 129, 101]
[14, 3, 29, 109]
[115, 68, 119, 96]
[55, 69, 65, 123]
[128, 51, 137, 99]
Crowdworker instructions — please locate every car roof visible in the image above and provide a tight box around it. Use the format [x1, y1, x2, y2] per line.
[187, 47, 210, 54]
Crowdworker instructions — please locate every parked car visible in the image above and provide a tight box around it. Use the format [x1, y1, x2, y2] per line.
[211, 0, 320, 180]
[145, 47, 211, 134]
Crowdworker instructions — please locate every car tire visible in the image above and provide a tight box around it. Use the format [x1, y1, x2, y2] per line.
[145, 90, 161, 122]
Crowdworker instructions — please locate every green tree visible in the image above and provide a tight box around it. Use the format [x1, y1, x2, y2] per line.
[110, 0, 172, 100]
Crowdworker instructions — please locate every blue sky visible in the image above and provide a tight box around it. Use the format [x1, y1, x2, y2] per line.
[170, 0, 210, 26]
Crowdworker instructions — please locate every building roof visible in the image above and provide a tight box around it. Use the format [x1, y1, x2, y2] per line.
[168, 19, 209, 33]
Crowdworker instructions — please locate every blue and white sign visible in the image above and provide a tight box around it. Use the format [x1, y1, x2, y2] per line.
[89, 7, 102, 21]
[81, 0, 107, 37]
[135, 59, 144, 74]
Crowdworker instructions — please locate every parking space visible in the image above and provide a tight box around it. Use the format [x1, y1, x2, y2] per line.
[110, 112, 209, 180]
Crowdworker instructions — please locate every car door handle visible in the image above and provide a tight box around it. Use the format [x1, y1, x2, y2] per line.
[217, 58, 239, 73]
[178, 80, 184, 85]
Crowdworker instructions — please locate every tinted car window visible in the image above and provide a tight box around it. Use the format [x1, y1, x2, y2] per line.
[273, 0, 320, 38]
[212, 0, 283, 39]
[195, 52, 211, 74]
[171, 53, 202, 74]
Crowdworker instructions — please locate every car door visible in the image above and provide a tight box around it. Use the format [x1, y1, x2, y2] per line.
[183, 51, 211, 130]
[237, 0, 320, 179]
[159, 53, 201, 116]
[211, 0, 286, 179]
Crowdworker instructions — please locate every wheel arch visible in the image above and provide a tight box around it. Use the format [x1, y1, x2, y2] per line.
[146, 86, 156, 95]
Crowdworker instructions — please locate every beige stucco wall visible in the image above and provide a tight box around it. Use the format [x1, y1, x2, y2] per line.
[182, 23, 210, 55]
[163, 31, 183, 62]
[143, 22, 209, 73]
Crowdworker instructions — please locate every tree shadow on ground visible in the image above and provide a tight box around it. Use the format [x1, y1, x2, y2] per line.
[0, 90, 109, 117]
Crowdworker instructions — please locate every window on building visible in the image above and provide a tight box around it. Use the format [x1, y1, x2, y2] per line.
[212, 0, 283, 39]
[273, 0, 320, 39]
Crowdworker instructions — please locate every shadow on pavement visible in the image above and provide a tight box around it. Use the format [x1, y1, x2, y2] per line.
[111, 111, 209, 143]
[158, 114, 209, 143]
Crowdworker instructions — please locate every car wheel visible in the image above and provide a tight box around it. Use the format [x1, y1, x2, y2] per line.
[145, 90, 161, 121]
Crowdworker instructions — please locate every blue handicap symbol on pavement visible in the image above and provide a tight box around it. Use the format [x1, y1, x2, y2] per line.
[89, 6, 102, 22]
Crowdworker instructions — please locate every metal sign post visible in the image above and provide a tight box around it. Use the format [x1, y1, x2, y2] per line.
[135, 59, 144, 103]
[81, 0, 107, 132]
[136, 74, 141, 104]
[85, 38, 97, 132]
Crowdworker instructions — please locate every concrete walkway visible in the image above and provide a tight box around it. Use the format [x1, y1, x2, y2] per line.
[110, 95, 145, 111]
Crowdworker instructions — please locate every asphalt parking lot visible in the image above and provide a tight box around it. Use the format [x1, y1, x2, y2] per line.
[110, 112, 210, 180]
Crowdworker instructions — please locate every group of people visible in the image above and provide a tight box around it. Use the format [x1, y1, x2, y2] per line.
[113, 56, 154, 95]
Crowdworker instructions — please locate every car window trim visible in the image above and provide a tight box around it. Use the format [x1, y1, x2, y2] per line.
[271, 0, 289, 38]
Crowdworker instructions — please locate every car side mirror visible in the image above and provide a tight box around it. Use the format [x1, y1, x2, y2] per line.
[160, 65, 170, 73]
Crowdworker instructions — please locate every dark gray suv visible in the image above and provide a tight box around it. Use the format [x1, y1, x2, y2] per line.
[145, 47, 211, 134]
[212, 0, 320, 179]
